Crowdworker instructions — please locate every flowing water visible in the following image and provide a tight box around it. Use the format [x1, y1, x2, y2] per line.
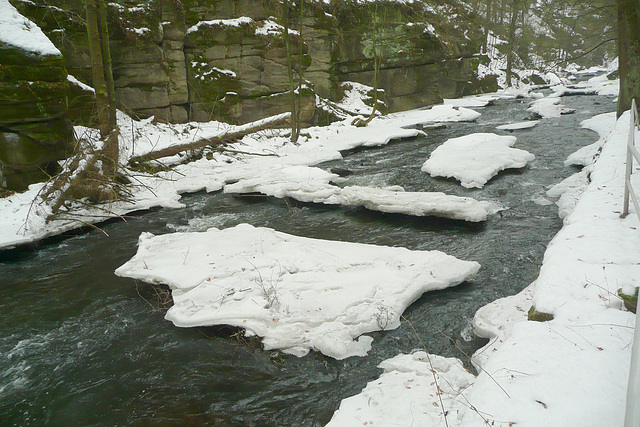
[0, 94, 616, 426]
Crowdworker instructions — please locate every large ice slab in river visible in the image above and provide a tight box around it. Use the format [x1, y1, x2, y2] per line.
[421, 133, 535, 188]
[115, 224, 480, 359]
[223, 165, 500, 222]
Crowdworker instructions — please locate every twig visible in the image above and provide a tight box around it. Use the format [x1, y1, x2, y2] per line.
[402, 315, 449, 427]
[438, 329, 512, 400]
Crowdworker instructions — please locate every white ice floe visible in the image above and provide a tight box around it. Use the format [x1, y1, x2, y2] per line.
[527, 96, 575, 118]
[336, 186, 501, 222]
[326, 352, 475, 427]
[223, 165, 501, 222]
[421, 133, 535, 188]
[115, 224, 480, 359]
[443, 94, 500, 108]
[496, 120, 539, 131]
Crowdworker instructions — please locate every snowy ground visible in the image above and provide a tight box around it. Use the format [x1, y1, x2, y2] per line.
[327, 83, 640, 426]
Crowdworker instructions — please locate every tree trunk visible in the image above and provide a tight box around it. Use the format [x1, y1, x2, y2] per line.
[85, 0, 110, 137]
[505, 0, 519, 87]
[294, 0, 305, 142]
[96, 0, 119, 177]
[483, 0, 494, 53]
[617, 0, 640, 116]
[97, 0, 116, 130]
[128, 113, 291, 164]
[282, 0, 299, 143]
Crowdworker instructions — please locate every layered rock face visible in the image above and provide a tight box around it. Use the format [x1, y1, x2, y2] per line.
[13, 0, 495, 127]
[330, 1, 496, 111]
[0, 2, 75, 190]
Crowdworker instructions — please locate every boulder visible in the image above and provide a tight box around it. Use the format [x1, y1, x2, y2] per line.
[0, 6, 74, 190]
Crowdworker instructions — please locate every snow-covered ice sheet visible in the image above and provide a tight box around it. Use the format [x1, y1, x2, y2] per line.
[422, 133, 535, 188]
[336, 186, 501, 222]
[443, 94, 499, 108]
[115, 224, 480, 359]
[546, 170, 590, 219]
[326, 352, 475, 426]
[527, 96, 575, 118]
[223, 165, 502, 222]
[564, 112, 617, 167]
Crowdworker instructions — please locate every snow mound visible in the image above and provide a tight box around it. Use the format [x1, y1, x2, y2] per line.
[223, 165, 501, 222]
[565, 112, 617, 167]
[421, 133, 535, 188]
[326, 352, 475, 426]
[0, 0, 61, 56]
[527, 96, 575, 118]
[115, 224, 480, 359]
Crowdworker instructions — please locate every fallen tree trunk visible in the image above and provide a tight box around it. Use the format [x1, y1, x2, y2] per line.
[128, 113, 291, 165]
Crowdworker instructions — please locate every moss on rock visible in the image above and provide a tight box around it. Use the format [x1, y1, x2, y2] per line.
[528, 306, 555, 322]
[618, 287, 638, 314]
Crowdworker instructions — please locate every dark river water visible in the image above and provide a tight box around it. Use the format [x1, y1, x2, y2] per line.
[0, 94, 616, 426]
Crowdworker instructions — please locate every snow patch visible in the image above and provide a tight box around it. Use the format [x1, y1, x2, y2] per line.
[0, 0, 61, 56]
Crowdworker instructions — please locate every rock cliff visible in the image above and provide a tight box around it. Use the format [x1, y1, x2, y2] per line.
[13, 0, 495, 125]
[2, 0, 496, 190]
[0, 0, 75, 190]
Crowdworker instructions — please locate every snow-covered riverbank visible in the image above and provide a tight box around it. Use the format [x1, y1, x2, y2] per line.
[328, 106, 640, 426]
[0, 103, 486, 250]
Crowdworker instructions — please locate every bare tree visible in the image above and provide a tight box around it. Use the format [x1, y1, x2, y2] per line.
[37, 0, 123, 218]
[282, 0, 304, 143]
[352, 0, 381, 127]
[86, 0, 118, 175]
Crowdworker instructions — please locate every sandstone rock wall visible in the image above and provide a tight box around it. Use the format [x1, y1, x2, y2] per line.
[0, 19, 74, 190]
[329, 1, 496, 111]
[11, 0, 497, 126]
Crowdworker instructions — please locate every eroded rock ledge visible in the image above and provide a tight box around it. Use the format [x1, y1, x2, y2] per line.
[14, 0, 497, 125]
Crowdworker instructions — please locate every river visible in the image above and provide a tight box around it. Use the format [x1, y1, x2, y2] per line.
[0, 94, 615, 426]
